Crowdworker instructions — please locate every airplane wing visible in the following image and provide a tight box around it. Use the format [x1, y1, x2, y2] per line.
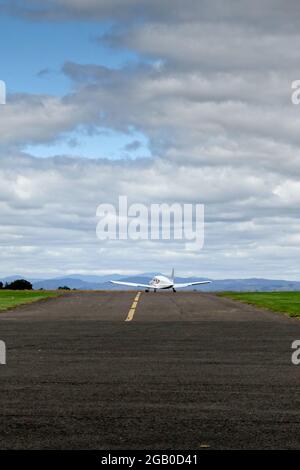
[110, 280, 154, 289]
[173, 281, 211, 288]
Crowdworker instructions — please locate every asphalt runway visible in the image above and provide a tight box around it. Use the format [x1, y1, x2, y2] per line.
[0, 291, 300, 449]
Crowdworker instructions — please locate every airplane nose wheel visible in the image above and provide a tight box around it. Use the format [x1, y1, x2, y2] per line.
[173, 288, 177, 292]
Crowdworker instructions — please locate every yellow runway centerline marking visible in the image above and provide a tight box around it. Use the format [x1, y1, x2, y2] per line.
[125, 292, 141, 322]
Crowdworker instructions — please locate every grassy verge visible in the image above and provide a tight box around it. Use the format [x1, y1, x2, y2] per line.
[0, 290, 62, 311]
[219, 291, 300, 317]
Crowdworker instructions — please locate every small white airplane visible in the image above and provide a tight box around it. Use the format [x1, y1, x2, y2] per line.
[110, 269, 211, 292]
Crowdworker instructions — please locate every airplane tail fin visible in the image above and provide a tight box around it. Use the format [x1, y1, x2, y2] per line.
[171, 268, 175, 283]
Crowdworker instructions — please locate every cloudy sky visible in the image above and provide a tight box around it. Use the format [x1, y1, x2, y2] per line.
[0, 0, 300, 279]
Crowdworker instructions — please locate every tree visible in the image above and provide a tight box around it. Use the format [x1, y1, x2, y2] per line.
[58, 286, 71, 290]
[5, 279, 33, 290]
[0, 282, 3, 289]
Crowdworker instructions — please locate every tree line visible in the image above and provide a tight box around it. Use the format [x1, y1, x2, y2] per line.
[0, 280, 72, 290]
[0, 279, 33, 290]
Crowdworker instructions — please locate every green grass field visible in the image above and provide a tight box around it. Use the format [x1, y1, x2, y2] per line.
[0, 290, 62, 311]
[220, 291, 300, 317]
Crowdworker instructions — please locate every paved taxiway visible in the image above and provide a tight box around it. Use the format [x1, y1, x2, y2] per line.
[0, 291, 300, 449]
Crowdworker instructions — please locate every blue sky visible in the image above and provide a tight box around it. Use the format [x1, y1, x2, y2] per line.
[0, 14, 135, 96]
[24, 128, 151, 159]
[0, 12, 150, 160]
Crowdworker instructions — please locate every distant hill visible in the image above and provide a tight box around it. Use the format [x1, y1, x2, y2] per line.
[33, 277, 101, 290]
[1, 274, 300, 292]
[192, 278, 300, 292]
[112, 276, 300, 292]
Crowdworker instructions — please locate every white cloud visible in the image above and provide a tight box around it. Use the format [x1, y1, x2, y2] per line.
[0, 152, 298, 278]
[0, 1, 300, 278]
